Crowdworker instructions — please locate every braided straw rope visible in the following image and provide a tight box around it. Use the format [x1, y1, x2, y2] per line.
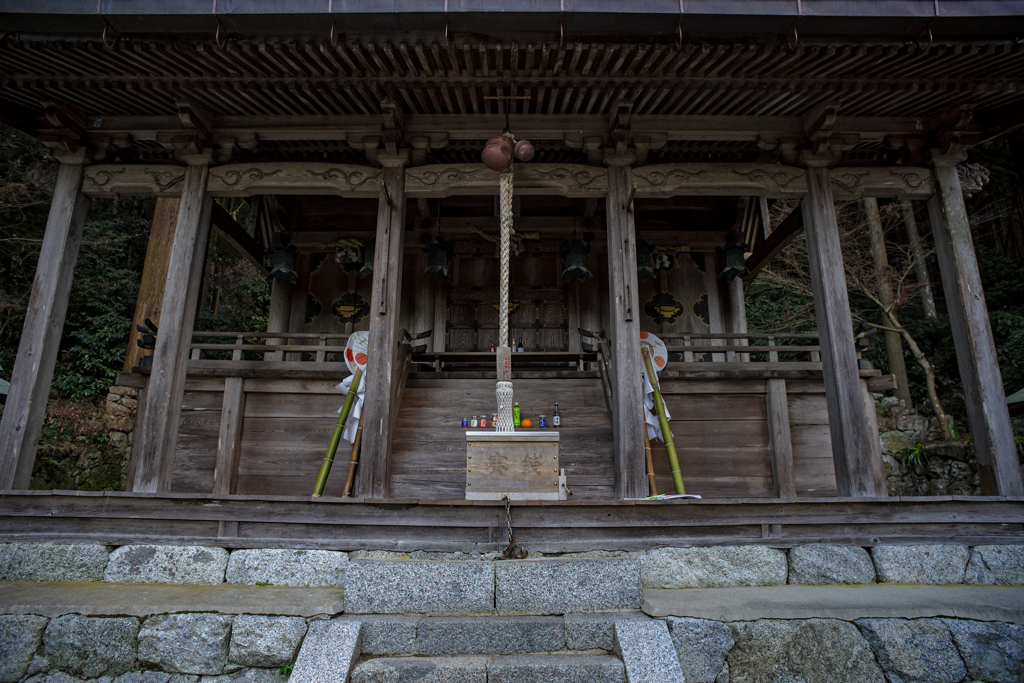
[496, 168, 515, 433]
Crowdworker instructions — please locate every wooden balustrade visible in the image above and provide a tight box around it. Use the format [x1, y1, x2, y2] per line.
[187, 331, 351, 362]
[657, 332, 821, 365]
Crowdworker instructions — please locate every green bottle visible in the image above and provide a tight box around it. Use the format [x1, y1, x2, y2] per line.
[513, 402, 521, 427]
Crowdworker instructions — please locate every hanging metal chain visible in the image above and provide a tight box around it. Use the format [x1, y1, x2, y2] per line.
[500, 494, 526, 559]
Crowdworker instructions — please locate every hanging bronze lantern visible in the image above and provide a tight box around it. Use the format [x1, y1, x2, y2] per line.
[265, 236, 298, 284]
[718, 239, 749, 279]
[560, 238, 592, 282]
[358, 239, 375, 278]
[514, 139, 535, 162]
[482, 134, 514, 172]
[423, 233, 454, 278]
[636, 237, 655, 282]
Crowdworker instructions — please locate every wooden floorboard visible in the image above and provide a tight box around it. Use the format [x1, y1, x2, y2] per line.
[1, 492, 1021, 553]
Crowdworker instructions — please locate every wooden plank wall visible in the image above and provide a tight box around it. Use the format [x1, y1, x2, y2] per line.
[171, 378, 225, 494]
[650, 377, 836, 498]
[391, 377, 615, 499]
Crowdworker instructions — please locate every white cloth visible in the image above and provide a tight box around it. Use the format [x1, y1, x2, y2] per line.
[335, 372, 366, 443]
[642, 367, 671, 442]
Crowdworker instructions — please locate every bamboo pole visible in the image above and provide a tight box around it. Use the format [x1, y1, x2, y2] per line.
[641, 347, 685, 495]
[643, 427, 658, 497]
[312, 366, 363, 497]
[342, 415, 364, 497]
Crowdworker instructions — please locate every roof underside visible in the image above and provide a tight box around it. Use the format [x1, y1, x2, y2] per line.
[2, 5, 1023, 166]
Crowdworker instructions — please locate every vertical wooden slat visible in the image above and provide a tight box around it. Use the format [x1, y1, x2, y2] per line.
[0, 161, 88, 490]
[802, 163, 886, 497]
[605, 163, 646, 500]
[212, 376, 245, 495]
[766, 378, 795, 500]
[131, 161, 213, 493]
[928, 154, 1024, 496]
[358, 157, 408, 498]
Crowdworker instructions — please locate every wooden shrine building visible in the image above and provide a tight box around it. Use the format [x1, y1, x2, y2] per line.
[0, 1, 1022, 550]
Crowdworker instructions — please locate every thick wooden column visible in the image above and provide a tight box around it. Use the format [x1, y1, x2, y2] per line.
[727, 276, 749, 362]
[765, 379, 795, 500]
[124, 198, 179, 372]
[0, 161, 88, 490]
[130, 161, 213, 493]
[928, 153, 1024, 496]
[358, 155, 408, 498]
[605, 163, 647, 500]
[802, 163, 886, 497]
[265, 278, 293, 361]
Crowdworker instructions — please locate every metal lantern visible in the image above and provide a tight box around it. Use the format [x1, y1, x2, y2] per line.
[636, 237, 655, 282]
[718, 239, 749, 279]
[423, 234, 454, 278]
[561, 239, 592, 282]
[358, 239, 375, 278]
[266, 237, 298, 284]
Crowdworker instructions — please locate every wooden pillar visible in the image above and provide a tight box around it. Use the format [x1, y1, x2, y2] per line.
[130, 160, 213, 493]
[0, 160, 88, 490]
[411, 252, 436, 347]
[358, 154, 408, 498]
[862, 197, 913, 407]
[212, 376, 245, 495]
[727, 276, 749, 362]
[605, 163, 647, 500]
[265, 278, 293, 361]
[432, 275, 448, 353]
[765, 379, 795, 500]
[802, 163, 886, 497]
[124, 198, 179, 372]
[928, 152, 1024, 496]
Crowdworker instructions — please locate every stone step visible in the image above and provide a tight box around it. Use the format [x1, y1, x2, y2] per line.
[350, 653, 625, 683]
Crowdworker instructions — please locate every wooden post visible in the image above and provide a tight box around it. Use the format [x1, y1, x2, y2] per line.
[900, 200, 938, 319]
[131, 159, 214, 493]
[765, 378, 796, 500]
[605, 162, 647, 500]
[802, 162, 886, 497]
[265, 278, 293, 361]
[727, 276, 750, 362]
[358, 154, 408, 499]
[124, 198, 179, 372]
[411, 252, 436, 347]
[862, 197, 913, 407]
[0, 159, 89, 490]
[212, 376, 245, 495]
[928, 152, 1024, 496]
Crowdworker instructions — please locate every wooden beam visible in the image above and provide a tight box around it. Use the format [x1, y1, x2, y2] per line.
[210, 202, 267, 275]
[358, 155, 409, 498]
[605, 162, 647, 500]
[124, 198, 178, 373]
[928, 152, 1024, 496]
[0, 160, 88, 490]
[212, 377, 245, 496]
[131, 161, 213, 493]
[765, 379, 796, 500]
[802, 162, 886, 498]
[745, 205, 804, 283]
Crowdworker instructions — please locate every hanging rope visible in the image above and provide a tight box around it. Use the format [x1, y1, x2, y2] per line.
[495, 167, 516, 433]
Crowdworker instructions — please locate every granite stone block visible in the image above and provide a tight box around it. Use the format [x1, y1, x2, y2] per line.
[352, 656, 487, 683]
[564, 613, 648, 651]
[614, 620, 685, 683]
[788, 545, 876, 585]
[44, 615, 139, 678]
[942, 619, 1024, 683]
[225, 549, 347, 587]
[856, 618, 966, 683]
[416, 616, 564, 655]
[337, 615, 419, 655]
[197, 670, 288, 683]
[104, 545, 228, 585]
[964, 545, 1024, 585]
[496, 559, 642, 614]
[0, 614, 49, 683]
[487, 654, 624, 683]
[345, 561, 493, 614]
[643, 546, 787, 588]
[0, 543, 109, 582]
[289, 619, 361, 683]
[666, 617, 733, 683]
[871, 544, 969, 585]
[228, 615, 306, 667]
[138, 614, 233, 675]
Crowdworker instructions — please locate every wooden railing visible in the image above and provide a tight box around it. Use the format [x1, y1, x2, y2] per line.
[659, 332, 821, 364]
[188, 331, 351, 362]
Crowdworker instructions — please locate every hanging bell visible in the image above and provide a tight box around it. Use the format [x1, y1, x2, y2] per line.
[514, 139, 535, 162]
[718, 239, 749, 279]
[561, 239, 592, 282]
[482, 134, 514, 172]
[358, 239, 375, 278]
[636, 237, 655, 282]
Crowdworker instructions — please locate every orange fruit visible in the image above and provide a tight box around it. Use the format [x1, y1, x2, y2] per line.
[521, 419, 533, 428]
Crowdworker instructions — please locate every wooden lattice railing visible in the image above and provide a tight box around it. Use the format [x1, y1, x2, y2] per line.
[659, 332, 821, 364]
[187, 331, 351, 362]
